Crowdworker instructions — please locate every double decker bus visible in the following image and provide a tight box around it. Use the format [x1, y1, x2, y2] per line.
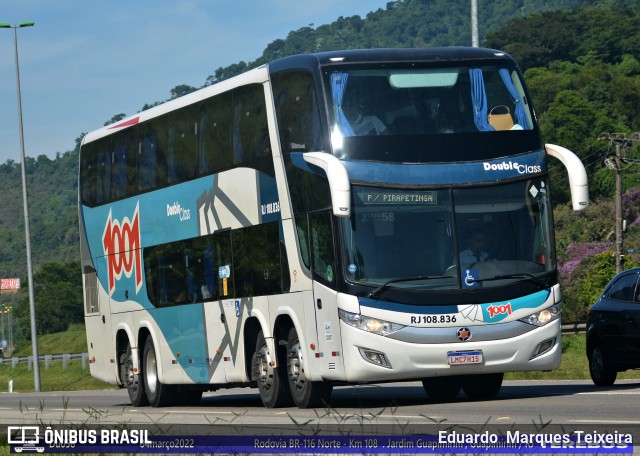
[79, 48, 588, 408]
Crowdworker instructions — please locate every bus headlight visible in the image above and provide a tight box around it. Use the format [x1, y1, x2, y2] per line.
[338, 309, 405, 336]
[519, 303, 562, 326]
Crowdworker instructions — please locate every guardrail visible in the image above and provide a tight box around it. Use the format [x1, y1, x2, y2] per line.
[561, 321, 587, 335]
[0, 352, 89, 370]
[0, 322, 588, 369]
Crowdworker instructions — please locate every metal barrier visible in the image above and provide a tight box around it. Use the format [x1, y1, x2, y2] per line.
[561, 321, 587, 335]
[0, 322, 587, 369]
[0, 353, 89, 370]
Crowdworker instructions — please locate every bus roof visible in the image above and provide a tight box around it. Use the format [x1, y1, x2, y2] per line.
[268, 47, 516, 73]
[82, 47, 515, 146]
[82, 65, 270, 145]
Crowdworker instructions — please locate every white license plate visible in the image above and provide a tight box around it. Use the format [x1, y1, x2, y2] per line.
[447, 350, 483, 366]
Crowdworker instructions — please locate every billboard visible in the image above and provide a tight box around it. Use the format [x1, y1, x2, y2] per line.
[0, 278, 20, 293]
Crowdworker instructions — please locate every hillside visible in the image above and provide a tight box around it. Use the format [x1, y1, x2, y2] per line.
[2, 0, 637, 281]
[1, 0, 640, 335]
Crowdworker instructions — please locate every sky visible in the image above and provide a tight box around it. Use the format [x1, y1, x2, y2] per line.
[0, 0, 391, 164]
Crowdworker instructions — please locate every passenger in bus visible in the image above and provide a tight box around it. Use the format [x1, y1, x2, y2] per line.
[459, 228, 493, 264]
[343, 100, 388, 136]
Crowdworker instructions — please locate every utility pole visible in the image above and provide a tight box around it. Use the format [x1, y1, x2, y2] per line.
[600, 133, 640, 273]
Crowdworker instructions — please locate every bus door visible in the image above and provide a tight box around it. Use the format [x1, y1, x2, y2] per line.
[219, 297, 246, 382]
[203, 299, 229, 384]
[199, 232, 236, 384]
[84, 260, 116, 383]
[309, 211, 345, 377]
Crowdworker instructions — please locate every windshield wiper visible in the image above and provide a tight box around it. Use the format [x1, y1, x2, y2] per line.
[368, 275, 452, 300]
[469, 273, 547, 289]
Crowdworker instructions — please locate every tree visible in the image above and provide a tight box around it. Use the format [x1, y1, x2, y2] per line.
[170, 84, 197, 100]
[14, 261, 83, 339]
[104, 113, 126, 126]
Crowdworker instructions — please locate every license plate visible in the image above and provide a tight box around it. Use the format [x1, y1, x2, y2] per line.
[448, 350, 483, 366]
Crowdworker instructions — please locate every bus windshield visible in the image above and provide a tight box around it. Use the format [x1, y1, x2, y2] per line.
[324, 64, 539, 163]
[342, 178, 555, 293]
[328, 65, 534, 139]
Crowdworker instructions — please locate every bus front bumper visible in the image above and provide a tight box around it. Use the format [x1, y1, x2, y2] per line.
[338, 318, 561, 383]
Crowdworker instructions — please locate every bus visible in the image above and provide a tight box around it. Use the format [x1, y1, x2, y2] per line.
[79, 48, 588, 408]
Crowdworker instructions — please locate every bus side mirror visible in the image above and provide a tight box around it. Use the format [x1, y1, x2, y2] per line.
[303, 152, 351, 217]
[545, 143, 589, 211]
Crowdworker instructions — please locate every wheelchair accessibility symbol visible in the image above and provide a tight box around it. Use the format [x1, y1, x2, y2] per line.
[464, 269, 479, 288]
[235, 300, 241, 317]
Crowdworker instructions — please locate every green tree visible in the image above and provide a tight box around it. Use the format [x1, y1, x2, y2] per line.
[104, 113, 126, 126]
[170, 84, 197, 100]
[14, 261, 83, 340]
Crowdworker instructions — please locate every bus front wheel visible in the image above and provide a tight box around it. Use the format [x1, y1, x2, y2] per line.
[143, 335, 176, 407]
[253, 329, 290, 408]
[461, 373, 503, 399]
[120, 342, 148, 407]
[286, 327, 332, 408]
[422, 376, 461, 401]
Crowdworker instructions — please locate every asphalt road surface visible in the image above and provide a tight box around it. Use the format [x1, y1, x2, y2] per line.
[1, 379, 639, 429]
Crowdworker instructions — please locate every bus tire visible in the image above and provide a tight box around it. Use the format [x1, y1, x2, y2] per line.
[253, 329, 290, 408]
[461, 373, 503, 400]
[120, 342, 148, 407]
[422, 376, 461, 401]
[143, 335, 176, 407]
[286, 327, 333, 408]
[589, 345, 617, 386]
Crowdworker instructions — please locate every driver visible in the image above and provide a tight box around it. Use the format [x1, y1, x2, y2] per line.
[460, 228, 492, 264]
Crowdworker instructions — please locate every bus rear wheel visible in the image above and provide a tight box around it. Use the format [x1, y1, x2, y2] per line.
[461, 373, 503, 400]
[286, 327, 332, 408]
[143, 335, 176, 407]
[120, 342, 148, 407]
[253, 329, 290, 408]
[422, 376, 461, 401]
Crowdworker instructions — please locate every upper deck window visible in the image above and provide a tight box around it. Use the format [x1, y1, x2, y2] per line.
[327, 65, 534, 142]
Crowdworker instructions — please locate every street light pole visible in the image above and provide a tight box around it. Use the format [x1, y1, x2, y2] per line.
[471, 0, 479, 47]
[0, 21, 40, 391]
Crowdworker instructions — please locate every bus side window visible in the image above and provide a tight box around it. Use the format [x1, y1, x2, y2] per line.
[139, 131, 157, 191]
[167, 105, 197, 184]
[198, 92, 233, 175]
[232, 222, 282, 297]
[295, 214, 311, 270]
[139, 116, 168, 191]
[96, 143, 111, 204]
[159, 250, 189, 305]
[111, 127, 138, 200]
[185, 237, 216, 302]
[309, 211, 336, 286]
[80, 142, 97, 205]
[232, 85, 274, 176]
[272, 71, 324, 154]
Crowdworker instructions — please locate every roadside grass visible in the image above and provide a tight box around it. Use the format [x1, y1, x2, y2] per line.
[1, 330, 638, 393]
[0, 323, 115, 393]
[0, 361, 115, 392]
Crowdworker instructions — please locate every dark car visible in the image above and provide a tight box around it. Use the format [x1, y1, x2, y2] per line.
[586, 267, 640, 386]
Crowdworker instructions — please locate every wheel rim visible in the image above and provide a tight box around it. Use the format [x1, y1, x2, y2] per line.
[288, 339, 305, 392]
[256, 343, 275, 391]
[124, 355, 135, 388]
[146, 349, 158, 395]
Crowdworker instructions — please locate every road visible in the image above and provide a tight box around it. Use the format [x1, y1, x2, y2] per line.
[1, 380, 639, 428]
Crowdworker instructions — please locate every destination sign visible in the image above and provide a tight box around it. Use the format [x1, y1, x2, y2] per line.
[362, 190, 437, 205]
